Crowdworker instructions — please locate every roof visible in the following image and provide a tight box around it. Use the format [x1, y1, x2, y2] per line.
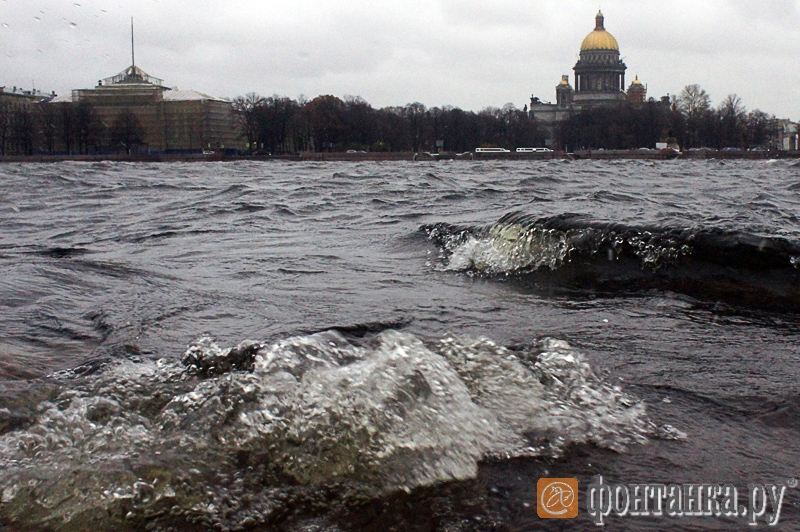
[580, 11, 620, 52]
[581, 30, 619, 51]
[163, 89, 225, 102]
[49, 93, 74, 103]
[102, 65, 164, 87]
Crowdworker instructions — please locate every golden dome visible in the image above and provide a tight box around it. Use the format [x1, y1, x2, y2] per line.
[580, 30, 619, 51]
[580, 10, 619, 51]
[631, 75, 642, 85]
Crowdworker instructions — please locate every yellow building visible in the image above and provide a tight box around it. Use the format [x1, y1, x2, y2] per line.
[53, 64, 243, 154]
[529, 11, 653, 147]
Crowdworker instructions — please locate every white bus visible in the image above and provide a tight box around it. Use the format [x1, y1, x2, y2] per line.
[516, 147, 554, 153]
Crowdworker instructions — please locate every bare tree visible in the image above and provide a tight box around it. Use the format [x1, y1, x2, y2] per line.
[38, 103, 59, 154]
[232, 92, 265, 152]
[678, 84, 712, 148]
[745, 110, 771, 148]
[306, 95, 346, 151]
[10, 108, 35, 155]
[0, 101, 9, 155]
[59, 104, 75, 155]
[677, 84, 711, 119]
[718, 94, 747, 148]
[75, 101, 99, 154]
[403, 102, 426, 152]
[110, 109, 145, 154]
[719, 94, 746, 120]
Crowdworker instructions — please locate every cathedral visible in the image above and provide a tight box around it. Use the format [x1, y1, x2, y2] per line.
[530, 11, 651, 146]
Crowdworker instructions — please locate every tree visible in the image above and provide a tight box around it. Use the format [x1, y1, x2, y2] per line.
[59, 104, 75, 155]
[718, 94, 746, 148]
[0, 101, 9, 155]
[678, 84, 712, 148]
[110, 109, 145, 154]
[403, 102, 427, 152]
[232, 92, 265, 152]
[305, 95, 346, 151]
[254, 96, 303, 154]
[10, 108, 35, 155]
[342, 95, 377, 150]
[677, 84, 711, 119]
[38, 103, 59, 154]
[75, 101, 100, 154]
[745, 110, 771, 148]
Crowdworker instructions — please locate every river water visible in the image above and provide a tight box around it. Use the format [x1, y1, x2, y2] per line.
[1, 159, 799, 530]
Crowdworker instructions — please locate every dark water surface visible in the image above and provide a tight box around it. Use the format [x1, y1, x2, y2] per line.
[1, 159, 799, 530]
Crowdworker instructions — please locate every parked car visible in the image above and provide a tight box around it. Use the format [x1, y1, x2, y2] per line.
[475, 147, 511, 153]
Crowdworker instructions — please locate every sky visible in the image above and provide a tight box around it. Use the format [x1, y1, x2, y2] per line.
[1, 0, 798, 119]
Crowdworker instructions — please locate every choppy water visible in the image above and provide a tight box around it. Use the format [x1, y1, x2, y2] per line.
[1, 159, 799, 530]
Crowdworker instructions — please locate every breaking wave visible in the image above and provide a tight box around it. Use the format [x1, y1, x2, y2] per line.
[0, 330, 665, 529]
[422, 212, 800, 310]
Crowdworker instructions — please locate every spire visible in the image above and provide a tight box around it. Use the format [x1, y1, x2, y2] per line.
[595, 9, 605, 30]
[130, 17, 135, 68]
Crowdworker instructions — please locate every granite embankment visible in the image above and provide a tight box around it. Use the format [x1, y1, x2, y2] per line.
[1, 149, 797, 163]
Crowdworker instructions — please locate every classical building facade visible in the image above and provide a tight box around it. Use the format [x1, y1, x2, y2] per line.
[50, 62, 243, 154]
[0, 86, 55, 155]
[530, 11, 650, 146]
[770, 119, 799, 151]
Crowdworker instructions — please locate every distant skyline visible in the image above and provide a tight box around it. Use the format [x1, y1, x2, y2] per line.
[1, 0, 798, 119]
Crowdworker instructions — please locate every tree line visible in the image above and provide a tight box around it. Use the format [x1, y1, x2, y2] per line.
[232, 94, 547, 153]
[558, 85, 774, 151]
[0, 100, 143, 156]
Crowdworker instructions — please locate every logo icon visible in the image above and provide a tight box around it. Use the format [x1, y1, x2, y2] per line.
[537, 478, 579, 519]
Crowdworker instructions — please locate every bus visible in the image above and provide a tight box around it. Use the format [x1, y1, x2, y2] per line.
[516, 147, 554, 153]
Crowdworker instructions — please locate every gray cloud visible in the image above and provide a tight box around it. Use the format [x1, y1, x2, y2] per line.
[1, 0, 798, 119]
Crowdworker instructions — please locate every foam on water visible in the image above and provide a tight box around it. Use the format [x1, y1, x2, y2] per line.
[421, 212, 800, 312]
[427, 213, 694, 275]
[0, 330, 662, 529]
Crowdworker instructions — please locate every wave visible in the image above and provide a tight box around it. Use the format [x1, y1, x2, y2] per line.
[421, 211, 800, 310]
[0, 330, 668, 529]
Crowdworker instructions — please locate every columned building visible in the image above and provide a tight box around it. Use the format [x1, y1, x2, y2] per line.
[49, 18, 244, 155]
[529, 11, 652, 146]
[572, 10, 627, 107]
[50, 63, 244, 154]
[627, 76, 647, 105]
[0, 86, 54, 155]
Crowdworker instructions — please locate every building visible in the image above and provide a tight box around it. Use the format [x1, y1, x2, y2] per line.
[572, 10, 628, 107]
[46, 18, 244, 155]
[529, 11, 652, 146]
[769, 119, 799, 151]
[49, 61, 243, 154]
[0, 86, 53, 108]
[626, 76, 647, 105]
[0, 86, 54, 155]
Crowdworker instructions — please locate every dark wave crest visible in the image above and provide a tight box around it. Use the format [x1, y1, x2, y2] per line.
[422, 211, 800, 310]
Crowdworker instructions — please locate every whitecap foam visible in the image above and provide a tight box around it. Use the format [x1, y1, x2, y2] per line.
[0, 330, 660, 529]
[428, 216, 693, 275]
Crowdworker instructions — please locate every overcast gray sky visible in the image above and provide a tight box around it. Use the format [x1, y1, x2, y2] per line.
[2, 0, 798, 119]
